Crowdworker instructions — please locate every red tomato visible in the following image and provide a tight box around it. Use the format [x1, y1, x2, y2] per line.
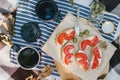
[75, 53, 87, 61]
[78, 60, 89, 71]
[91, 58, 99, 69]
[64, 44, 74, 55]
[81, 40, 91, 50]
[65, 30, 75, 40]
[64, 53, 73, 65]
[93, 47, 101, 58]
[57, 33, 67, 45]
[89, 36, 98, 47]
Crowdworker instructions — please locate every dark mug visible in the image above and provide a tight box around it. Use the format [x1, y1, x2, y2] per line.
[11, 44, 41, 70]
[35, 0, 62, 21]
[21, 22, 41, 42]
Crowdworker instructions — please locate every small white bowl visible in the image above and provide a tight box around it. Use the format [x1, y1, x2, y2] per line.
[102, 21, 114, 34]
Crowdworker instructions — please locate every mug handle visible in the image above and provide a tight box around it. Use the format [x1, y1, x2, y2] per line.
[11, 44, 21, 53]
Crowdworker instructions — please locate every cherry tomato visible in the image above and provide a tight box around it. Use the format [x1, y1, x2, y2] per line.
[93, 47, 101, 58]
[57, 33, 66, 45]
[91, 57, 99, 69]
[89, 36, 98, 47]
[78, 60, 89, 71]
[65, 30, 75, 40]
[64, 44, 74, 55]
[75, 53, 87, 61]
[81, 40, 91, 50]
[64, 53, 73, 65]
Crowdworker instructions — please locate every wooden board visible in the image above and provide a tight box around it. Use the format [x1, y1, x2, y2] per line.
[42, 13, 116, 80]
[54, 60, 109, 80]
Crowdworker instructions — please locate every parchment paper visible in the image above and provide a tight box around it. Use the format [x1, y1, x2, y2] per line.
[42, 13, 116, 80]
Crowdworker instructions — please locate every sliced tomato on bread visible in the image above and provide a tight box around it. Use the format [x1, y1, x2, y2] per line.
[80, 36, 99, 50]
[81, 40, 91, 51]
[89, 36, 98, 47]
[57, 29, 75, 45]
[65, 30, 75, 40]
[78, 60, 89, 71]
[57, 33, 67, 45]
[75, 50, 89, 71]
[75, 52, 87, 61]
[64, 44, 74, 55]
[64, 53, 73, 65]
[93, 47, 101, 58]
[91, 46, 102, 69]
[91, 57, 99, 69]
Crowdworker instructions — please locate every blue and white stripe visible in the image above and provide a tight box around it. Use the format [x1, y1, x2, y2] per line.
[10, 0, 119, 77]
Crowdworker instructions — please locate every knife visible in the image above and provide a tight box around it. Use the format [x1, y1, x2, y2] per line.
[74, 7, 80, 36]
[114, 20, 120, 41]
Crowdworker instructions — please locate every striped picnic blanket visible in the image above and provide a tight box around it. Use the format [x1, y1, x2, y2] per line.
[10, 0, 120, 78]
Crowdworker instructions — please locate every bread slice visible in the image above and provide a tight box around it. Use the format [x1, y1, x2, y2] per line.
[60, 42, 75, 66]
[56, 28, 75, 45]
[90, 46, 102, 69]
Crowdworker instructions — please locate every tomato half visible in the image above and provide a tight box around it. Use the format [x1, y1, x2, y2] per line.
[64, 53, 73, 65]
[75, 53, 87, 61]
[81, 40, 91, 51]
[65, 30, 75, 40]
[91, 58, 99, 69]
[78, 60, 89, 71]
[93, 47, 101, 58]
[89, 36, 98, 47]
[64, 44, 74, 55]
[57, 33, 67, 45]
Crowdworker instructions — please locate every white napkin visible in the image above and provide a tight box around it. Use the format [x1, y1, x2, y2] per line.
[0, 67, 11, 80]
[0, 0, 18, 12]
[106, 69, 120, 80]
[0, 45, 18, 80]
[0, 45, 17, 67]
[105, 63, 120, 80]
[112, 4, 120, 17]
